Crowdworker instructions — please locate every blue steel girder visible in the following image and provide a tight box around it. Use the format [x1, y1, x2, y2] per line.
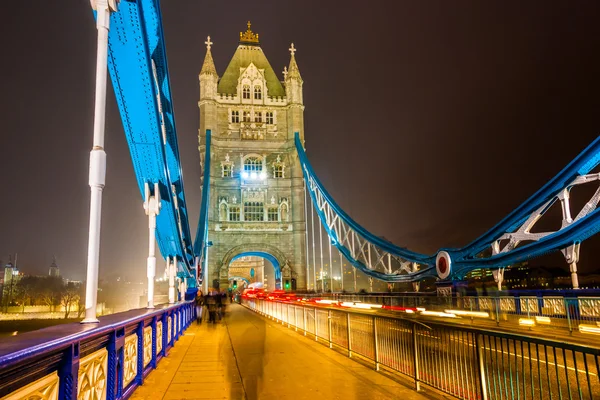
[101, 0, 194, 277]
[193, 130, 212, 286]
[296, 133, 600, 282]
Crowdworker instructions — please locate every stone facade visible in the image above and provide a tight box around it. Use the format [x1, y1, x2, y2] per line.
[198, 24, 306, 291]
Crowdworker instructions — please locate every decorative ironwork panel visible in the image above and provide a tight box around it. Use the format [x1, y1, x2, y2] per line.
[143, 326, 152, 367]
[499, 297, 516, 313]
[77, 348, 108, 400]
[478, 297, 493, 310]
[543, 297, 566, 316]
[3, 371, 59, 400]
[579, 298, 600, 317]
[521, 297, 539, 314]
[462, 297, 477, 310]
[157, 321, 163, 354]
[123, 334, 138, 388]
[168, 316, 172, 344]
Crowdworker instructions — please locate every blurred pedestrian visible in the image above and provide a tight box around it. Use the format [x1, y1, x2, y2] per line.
[196, 290, 204, 324]
[207, 291, 217, 323]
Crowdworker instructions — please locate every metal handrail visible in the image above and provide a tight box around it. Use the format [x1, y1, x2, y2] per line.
[0, 301, 195, 399]
[245, 298, 600, 400]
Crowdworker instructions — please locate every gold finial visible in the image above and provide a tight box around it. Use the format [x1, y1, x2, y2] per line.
[239, 20, 260, 44]
[205, 36, 213, 50]
[289, 43, 296, 56]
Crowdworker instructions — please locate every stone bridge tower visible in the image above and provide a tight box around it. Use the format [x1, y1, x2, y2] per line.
[198, 22, 306, 291]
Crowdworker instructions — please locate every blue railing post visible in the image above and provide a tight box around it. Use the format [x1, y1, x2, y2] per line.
[151, 316, 158, 369]
[58, 342, 80, 400]
[106, 331, 118, 400]
[161, 312, 168, 357]
[135, 322, 144, 386]
[114, 328, 125, 400]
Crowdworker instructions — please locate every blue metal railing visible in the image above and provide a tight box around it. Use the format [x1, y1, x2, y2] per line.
[0, 302, 194, 399]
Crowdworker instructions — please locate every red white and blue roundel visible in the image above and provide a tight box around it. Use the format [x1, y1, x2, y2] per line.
[436, 251, 452, 280]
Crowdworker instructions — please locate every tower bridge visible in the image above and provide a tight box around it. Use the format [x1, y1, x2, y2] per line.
[1, 1, 600, 399]
[199, 22, 306, 293]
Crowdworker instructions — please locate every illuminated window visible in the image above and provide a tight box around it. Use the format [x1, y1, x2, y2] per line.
[254, 112, 262, 123]
[244, 202, 264, 221]
[243, 85, 250, 99]
[266, 111, 274, 124]
[272, 155, 285, 178]
[273, 165, 284, 178]
[229, 206, 240, 221]
[244, 156, 263, 172]
[243, 111, 251, 122]
[268, 207, 279, 222]
[254, 86, 262, 100]
[222, 165, 232, 177]
[230, 110, 240, 123]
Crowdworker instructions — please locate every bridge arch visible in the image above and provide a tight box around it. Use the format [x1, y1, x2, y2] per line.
[219, 244, 292, 290]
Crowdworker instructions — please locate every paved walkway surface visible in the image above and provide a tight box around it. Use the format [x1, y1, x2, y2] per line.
[131, 303, 443, 400]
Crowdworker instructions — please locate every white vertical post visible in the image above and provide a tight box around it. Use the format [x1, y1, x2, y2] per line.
[304, 183, 310, 291]
[339, 249, 344, 292]
[311, 198, 317, 291]
[319, 222, 324, 292]
[570, 263, 579, 289]
[144, 183, 161, 309]
[328, 240, 333, 293]
[169, 258, 176, 303]
[83, 0, 119, 324]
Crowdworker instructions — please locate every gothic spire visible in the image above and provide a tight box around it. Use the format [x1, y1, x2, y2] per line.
[285, 43, 302, 82]
[200, 36, 218, 77]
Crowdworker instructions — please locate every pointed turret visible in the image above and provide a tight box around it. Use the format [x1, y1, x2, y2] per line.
[199, 36, 218, 100]
[284, 43, 303, 105]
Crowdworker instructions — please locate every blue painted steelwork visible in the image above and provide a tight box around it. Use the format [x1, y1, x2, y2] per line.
[193, 130, 211, 287]
[0, 302, 194, 399]
[296, 133, 600, 282]
[100, 0, 197, 279]
[231, 251, 281, 288]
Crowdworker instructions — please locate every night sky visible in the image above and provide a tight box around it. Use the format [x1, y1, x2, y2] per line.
[2, 1, 600, 281]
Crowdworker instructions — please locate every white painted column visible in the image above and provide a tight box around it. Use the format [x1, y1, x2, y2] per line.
[411, 262, 420, 292]
[169, 258, 176, 303]
[570, 263, 579, 289]
[563, 243, 580, 290]
[144, 183, 161, 309]
[83, 0, 119, 324]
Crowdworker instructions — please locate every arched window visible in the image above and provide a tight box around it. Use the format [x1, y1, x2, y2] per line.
[254, 112, 262, 123]
[254, 85, 262, 100]
[244, 156, 263, 172]
[243, 111, 251, 122]
[242, 85, 250, 99]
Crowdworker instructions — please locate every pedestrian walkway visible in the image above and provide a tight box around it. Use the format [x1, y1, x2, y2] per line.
[131, 303, 439, 400]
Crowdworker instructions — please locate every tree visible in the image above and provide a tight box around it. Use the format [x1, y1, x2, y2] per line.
[14, 276, 40, 311]
[60, 282, 80, 319]
[39, 276, 63, 311]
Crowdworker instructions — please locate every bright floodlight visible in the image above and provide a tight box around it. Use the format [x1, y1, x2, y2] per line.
[250, 172, 257, 180]
[260, 171, 267, 180]
[242, 171, 249, 179]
